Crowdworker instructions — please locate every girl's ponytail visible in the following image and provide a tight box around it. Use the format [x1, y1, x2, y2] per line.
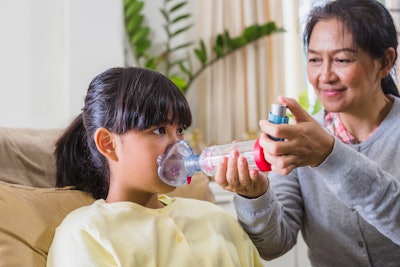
[55, 113, 108, 199]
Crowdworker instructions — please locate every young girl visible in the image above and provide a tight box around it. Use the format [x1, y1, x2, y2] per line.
[46, 67, 263, 267]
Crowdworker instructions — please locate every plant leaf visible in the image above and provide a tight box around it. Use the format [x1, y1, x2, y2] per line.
[126, 15, 144, 34]
[179, 62, 193, 77]
[298, 90, 310, 110]
[160, 8, 169, 22]
[230, 36, 247, 49]
[170, 76, 188, 93]
[243, 25, 259, 42]
[131, 27, 150, 44]
[171, 24, 193, 37]
[223, 30, 233, 49]
[134, 39, 151, 57]
[169, 1, 187, 13]
[312, 99, 323, 114]
[125, 1, 144, 19]
[215, 34, 224, 48]
[194, 44, 207, 64]
[144, 58, 157, 70]
[170, 41, 194, 52]
[171, 14, 191, 24]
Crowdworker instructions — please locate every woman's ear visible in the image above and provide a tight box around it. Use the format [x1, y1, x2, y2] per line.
[94, 127, 118, 161]
[382, 47, 396, 77]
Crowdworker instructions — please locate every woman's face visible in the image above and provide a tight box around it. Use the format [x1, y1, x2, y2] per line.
[307, 19, 384, 114]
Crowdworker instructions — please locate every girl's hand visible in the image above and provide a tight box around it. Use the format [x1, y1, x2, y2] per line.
[259, 96, 334, 176]
[214, 150, 269, 198]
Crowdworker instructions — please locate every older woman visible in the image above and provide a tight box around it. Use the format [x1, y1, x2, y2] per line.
[215, 0, 400, 266]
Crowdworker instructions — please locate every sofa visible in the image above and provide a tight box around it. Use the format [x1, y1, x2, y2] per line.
[0, 127, 215, 267]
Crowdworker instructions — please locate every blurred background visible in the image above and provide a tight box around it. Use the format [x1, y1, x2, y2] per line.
[0, 0, 311, 144]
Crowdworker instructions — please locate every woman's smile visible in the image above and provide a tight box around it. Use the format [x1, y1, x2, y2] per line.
[319, 88, 346, 97]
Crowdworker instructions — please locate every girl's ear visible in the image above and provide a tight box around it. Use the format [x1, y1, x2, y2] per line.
[94, 127, 118, 161]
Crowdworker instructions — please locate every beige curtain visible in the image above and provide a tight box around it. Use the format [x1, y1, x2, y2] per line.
[187, 0, 304, 146]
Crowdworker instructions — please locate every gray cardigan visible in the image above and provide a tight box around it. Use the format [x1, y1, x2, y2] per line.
[234, 97, 400, 267]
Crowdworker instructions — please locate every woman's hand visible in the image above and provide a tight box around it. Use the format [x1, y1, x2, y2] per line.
[214, 150, 269, 198]
[259, 96, 334, 176]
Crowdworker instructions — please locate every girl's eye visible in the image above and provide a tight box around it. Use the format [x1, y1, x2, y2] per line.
[177, 127, 185, 136]
[153, 127, 166, 135]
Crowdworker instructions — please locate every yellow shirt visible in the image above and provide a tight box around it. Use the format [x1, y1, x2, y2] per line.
[47, 196, 263, 267]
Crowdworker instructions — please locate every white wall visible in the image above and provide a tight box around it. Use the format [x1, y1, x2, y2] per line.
[0, 0, 124, 128]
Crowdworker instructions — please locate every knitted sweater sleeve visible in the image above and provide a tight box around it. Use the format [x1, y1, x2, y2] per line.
[314, 139, 400, 245]
[234, 139, 400, 262]
[233, 170, 304, 260]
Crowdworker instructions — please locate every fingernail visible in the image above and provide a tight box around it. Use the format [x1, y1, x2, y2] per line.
[220, 156, 227, 163]
[238, 156, 246, 166]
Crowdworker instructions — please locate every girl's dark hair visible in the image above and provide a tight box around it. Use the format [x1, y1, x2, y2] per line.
[55, 67, 192, 199]
[303, 0, 399, 97]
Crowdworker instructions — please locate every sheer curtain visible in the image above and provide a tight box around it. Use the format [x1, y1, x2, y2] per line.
[188, 0, 305, 145]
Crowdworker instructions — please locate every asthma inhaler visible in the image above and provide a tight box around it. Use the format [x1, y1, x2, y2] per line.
[157, 104, 289, 186]
[268, 103, 289, 140]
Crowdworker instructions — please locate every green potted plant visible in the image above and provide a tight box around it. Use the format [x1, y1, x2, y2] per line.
[124, 0, 284, 94]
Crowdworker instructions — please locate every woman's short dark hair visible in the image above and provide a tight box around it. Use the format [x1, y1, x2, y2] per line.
[55, 67, 192, 199]
[303, 0, 399, 97]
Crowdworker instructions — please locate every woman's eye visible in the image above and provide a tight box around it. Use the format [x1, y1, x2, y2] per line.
[153, 127, 166, 135]
[335, 58, 350, 63]
[308, 58, 321, 64]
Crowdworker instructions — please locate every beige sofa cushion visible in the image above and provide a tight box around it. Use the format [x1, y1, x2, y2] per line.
[0, 127, 61, 188]
[0, 182, 94, 267]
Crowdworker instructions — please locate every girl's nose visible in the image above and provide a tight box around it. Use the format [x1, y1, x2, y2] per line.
[170, 135, 182, 144]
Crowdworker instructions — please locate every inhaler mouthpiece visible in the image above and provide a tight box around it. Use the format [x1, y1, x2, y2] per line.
[157, 140, 196, 186]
